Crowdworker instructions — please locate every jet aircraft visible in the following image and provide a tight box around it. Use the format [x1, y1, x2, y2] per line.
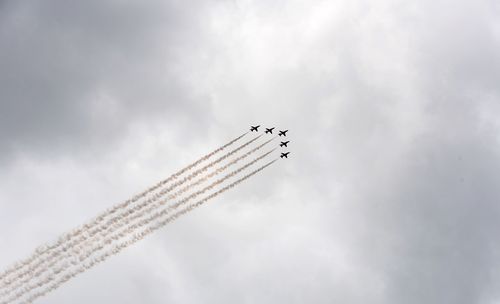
[250, 125, 260, 132]
[280, 152, 290, 158]
[279, 130, 288, 136]
[280, 141, 289, 147]
[265, 127, 275, 134]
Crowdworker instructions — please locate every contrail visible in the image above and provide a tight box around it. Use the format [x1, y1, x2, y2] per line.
[0, 132, 254, 289]
[1, 138, 275, 298]
[15, 159, 276, 304]
[2, 153, 275, 304]
[0, 132, 248, 288]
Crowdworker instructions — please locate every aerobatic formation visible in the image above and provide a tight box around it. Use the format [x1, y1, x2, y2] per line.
[250, 125, 290, 159]
[0, 126, 290, 304]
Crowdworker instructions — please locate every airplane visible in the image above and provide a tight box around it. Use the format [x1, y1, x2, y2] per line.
[280, 141, 289, 147]
[280, 152, 290, 158]
[250, 125, 260, 132]
[265, 127, 275, 134]
[279, 130, 288, 136]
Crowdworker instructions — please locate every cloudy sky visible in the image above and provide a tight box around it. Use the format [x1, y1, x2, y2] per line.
[1, 0, 500, 303]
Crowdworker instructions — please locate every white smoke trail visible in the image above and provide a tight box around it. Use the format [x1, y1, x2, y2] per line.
[0, 133, 261, 292]
[2, 153, 275, 304]
[0, 132, 248, 288]
[17, 160, 276, 304]
[1, 137, 274, 298]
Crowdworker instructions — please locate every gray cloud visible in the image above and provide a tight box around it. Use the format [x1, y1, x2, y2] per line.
[1, 0, 500, 303]
[0, 0, 213, 164]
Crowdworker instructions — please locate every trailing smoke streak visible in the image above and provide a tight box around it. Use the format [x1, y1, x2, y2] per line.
[2, 153, 275, 304]
[0, 132, 248, 287]
[18, 160, 276, 304]
[0, 134, 259, 292]
[1, 138, 274, 298]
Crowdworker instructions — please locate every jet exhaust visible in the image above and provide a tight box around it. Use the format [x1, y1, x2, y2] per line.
[0, 126, 286, 304]
[1, 138, 275, 299]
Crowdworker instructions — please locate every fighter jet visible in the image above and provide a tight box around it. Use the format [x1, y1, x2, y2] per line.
[280, 152, 290, 158]
[280, 141, 289, 147]
[250, 125, 260, 132]
[265, 127, 275, 134]
[279, 130, 288, 136]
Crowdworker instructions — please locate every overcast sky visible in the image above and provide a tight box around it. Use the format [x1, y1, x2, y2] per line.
[1, 0, 500, 303]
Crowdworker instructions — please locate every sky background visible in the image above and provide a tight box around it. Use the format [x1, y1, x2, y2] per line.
[1, 0, 500, 303]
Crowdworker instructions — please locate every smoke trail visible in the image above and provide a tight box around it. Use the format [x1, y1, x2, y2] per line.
[0, 134, 258, 292]
[1, 138, 274, 298]
[0, 132, 248, 287]
[15, 160, 276, 304]
[0, 134, 263, 293]
[2, 153, 275, 304]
